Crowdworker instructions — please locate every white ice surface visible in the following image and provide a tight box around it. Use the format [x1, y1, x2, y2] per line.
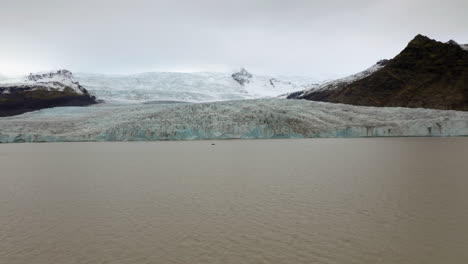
[74, 71, 316, 103]
[1, 99, 467, 143]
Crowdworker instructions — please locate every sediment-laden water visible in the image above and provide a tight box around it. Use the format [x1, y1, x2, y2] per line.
[1, 138, 467, 263]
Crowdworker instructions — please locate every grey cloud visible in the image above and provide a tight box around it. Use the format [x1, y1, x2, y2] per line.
[0, 0, 467, 78]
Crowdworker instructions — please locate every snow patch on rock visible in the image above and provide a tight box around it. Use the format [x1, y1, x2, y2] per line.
[306, 60, 387, 95]
[0, 70, 87, 95]
[286, 60, 388, 99]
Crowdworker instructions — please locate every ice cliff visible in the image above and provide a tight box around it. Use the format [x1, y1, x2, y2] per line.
[0, 99, 467, 143]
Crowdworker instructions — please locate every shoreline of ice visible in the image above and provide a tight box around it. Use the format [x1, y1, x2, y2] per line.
[1, 99, 467, 143]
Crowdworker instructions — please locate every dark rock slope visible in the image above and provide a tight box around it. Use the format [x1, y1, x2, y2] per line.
[0, 70, 97, 117]
[291, 35, 468, 111]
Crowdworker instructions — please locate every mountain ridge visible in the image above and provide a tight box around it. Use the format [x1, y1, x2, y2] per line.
[0, 70, 97, 117]
[289, 34, 468, 111]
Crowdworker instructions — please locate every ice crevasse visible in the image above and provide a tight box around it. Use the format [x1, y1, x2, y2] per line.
[0, 99, 467, 143]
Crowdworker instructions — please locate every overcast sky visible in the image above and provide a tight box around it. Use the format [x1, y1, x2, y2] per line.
[0, 0, 467, 79]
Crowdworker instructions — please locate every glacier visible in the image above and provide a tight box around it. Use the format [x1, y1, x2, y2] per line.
[0, 99, 467, 143]
[74, 71, 318, 103]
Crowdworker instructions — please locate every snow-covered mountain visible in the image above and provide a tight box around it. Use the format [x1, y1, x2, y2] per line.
[0, 70, 88, 95]
[287, 60, 389, 99]
[74, 69, 317, 103]
[0, 70, 97, 117]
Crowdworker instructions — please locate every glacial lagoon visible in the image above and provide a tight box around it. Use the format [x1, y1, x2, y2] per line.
[1, 138, 468, 264]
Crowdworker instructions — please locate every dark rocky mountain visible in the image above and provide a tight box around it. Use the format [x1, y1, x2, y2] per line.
[290, 35, 468, 111]
[0, 70, 98, 117]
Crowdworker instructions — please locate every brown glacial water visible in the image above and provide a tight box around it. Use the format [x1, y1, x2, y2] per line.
[1, 138, 468, 264]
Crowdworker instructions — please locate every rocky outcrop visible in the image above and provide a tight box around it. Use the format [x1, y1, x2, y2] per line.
[290, 35, 468, 111]
[231, 68, 253, 86]
[0, 70, 98, 117]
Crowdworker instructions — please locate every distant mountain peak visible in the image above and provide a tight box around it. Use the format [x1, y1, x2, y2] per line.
[411, 34, 431, 41]
[231, 68, 253, 86]
[407, 34, 438, 47]
[447, 39, 459, 45]
[406, 34, 468, 53]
